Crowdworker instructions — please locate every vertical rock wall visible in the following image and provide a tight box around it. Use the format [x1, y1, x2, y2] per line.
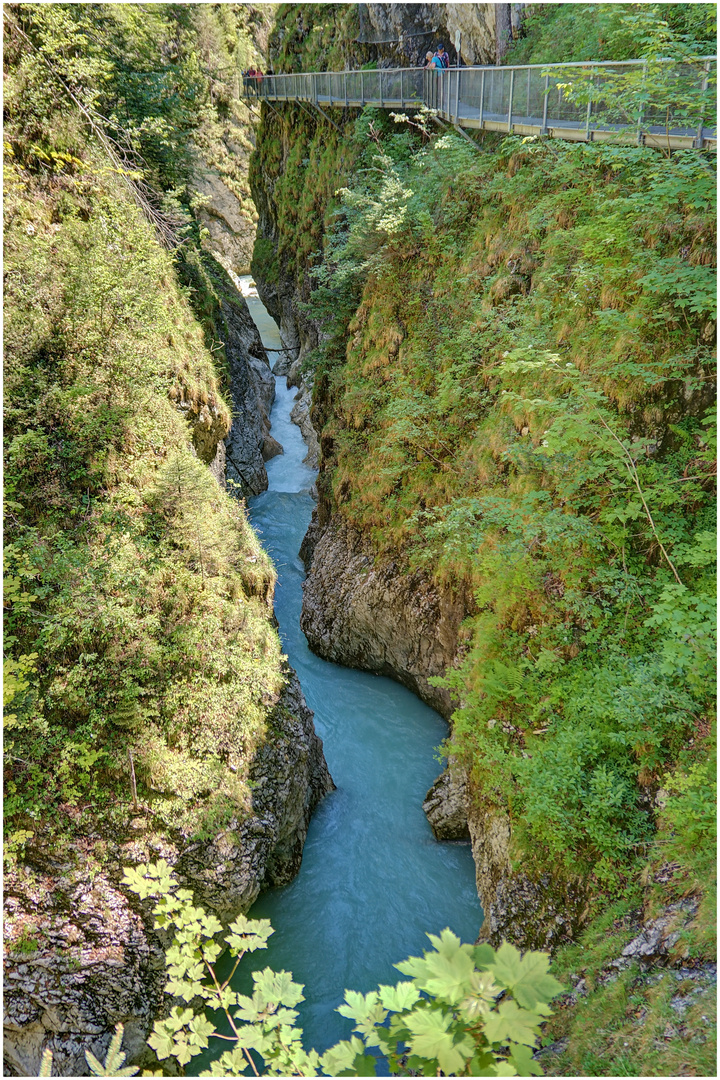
[4, 670, 333, 1077]
[216, 269, 278, 496]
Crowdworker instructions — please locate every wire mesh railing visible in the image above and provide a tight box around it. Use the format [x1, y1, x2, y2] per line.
[245, 68, 425, 107]
[244, 58, 717, 148]
[423, 59, 717, 144]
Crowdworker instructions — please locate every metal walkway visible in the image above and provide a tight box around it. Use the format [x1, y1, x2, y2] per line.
[245, 59, 717, 151]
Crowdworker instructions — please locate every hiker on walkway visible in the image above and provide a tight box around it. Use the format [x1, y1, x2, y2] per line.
[435, 43, 450, 69]
[425, 50, 443, 70]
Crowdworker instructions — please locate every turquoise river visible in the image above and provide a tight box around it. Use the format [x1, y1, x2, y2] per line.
[202, 279, 481, 1069]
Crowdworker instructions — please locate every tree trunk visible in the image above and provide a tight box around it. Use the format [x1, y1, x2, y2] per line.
[511, 4, 525, 39]
[495, 3, 512, 64]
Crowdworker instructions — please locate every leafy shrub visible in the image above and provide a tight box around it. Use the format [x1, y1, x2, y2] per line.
[115, 860, 563, 1077]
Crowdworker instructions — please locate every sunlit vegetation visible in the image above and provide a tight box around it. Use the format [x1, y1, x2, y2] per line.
[3, 5, 284, 866]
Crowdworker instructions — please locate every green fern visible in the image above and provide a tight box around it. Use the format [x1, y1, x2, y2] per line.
[38, 1048, 53, 1078]
[480, 660, 526, 702]
[84, 1025, 138, 1077]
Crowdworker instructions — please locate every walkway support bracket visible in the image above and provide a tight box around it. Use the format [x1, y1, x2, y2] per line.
[452, 122, 480, 151]
[297, 97, 343, 134]
[313, 101, 342, 133]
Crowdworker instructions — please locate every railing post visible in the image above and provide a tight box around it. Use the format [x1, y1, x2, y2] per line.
[507, 68, 515, 132]
[585, 66, 593, 140]
[454, 66, 460, 122]
[479, 68, 485, 126]
[696, 59, 711, 147]
[380, 69, 384, 107]
[400, 67, 404, 105]
[637, 61, 646, 144]
[344, 70, 348, 108]
[361, 70, 365, 106]
[541, 73, 549, 133]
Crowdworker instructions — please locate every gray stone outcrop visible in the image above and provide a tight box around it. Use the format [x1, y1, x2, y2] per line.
[290, 387, 320, 469]
[617, 899, 700, 966]
[219, 280, 278, 496]
[300, 515, 467, 718]
[423, 767, 470, 841]
[467, 802, 592, 951]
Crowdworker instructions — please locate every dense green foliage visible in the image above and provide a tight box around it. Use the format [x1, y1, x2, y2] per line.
[251, 16, 716, 1075]
[257, 104, 716, 891]
[269, 4, 362, 74]
[507, 3, 716, 65]
[3, 5, 285, 864]
[250, 103, 360, 293]
[6, 3, 269, 193]
[114, 860, 562, 1076]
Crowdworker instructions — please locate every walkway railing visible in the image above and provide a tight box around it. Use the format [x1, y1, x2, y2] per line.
[244, 58, 717, 150]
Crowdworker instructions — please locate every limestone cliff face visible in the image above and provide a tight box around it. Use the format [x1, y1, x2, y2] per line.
[217, 273, 279, 496]
[189, 6, 275, 275]
[300, 514, 467, 718]
[194, 157, 257, 276]
[4, 670, 333, 1078]
[358, 2, 500, 65]
[281, 3, 527, 69]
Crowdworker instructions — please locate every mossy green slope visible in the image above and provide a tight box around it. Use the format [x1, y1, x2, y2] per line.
[3, 7, 285, 867]
[303, 124, 715, 885]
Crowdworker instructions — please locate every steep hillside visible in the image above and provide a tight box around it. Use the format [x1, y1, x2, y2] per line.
[249, 4, 716, 1075]
[3, 7, 331, 1074]
[190, 3, 275, 274]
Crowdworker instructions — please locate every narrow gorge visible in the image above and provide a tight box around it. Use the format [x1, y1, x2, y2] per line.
[4, 4, 716, 1078]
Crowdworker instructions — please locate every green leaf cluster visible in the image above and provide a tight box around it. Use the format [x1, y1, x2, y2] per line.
[123, 862, 562, 1076]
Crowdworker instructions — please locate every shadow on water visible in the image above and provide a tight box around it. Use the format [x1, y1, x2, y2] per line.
[198, 279, 481, 1070]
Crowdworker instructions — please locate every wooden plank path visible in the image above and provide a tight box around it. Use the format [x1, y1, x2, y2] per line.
[245, 59, 717, 151]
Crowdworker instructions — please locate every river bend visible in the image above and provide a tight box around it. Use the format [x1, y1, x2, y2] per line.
[206, 279, 481, 1063]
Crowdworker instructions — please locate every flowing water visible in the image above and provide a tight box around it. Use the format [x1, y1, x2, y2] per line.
[203, 279, 481, 1066]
